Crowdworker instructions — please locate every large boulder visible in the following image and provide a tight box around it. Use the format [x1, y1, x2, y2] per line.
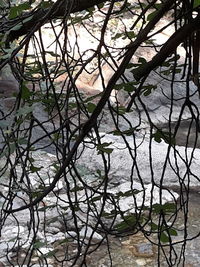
[78, 134, 200, 188]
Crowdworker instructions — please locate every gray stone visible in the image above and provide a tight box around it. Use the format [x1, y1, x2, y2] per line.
[0, 80, 19, 98]
[78, 134, 200, 188]
[135, 259, 147, 266]
[80, 226, 102, 240]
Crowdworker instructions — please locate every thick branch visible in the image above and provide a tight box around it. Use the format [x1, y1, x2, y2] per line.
[1, 0, 111, 42]
[5, 0, 175, 214]
[133, 14, 200, 81]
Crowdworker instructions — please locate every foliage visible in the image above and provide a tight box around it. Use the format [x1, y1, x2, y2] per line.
[0, 0, 199, 266]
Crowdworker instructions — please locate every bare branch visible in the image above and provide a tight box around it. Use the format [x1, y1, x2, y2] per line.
[0, 0, 119, 43]
[133, 14, 200, 81]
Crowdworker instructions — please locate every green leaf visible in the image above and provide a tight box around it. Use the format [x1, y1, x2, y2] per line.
[150, 222, 158, 231]
[52, 132, 60, 141]
[138, 57, 147, 64]
[70, 14, 91, 25]
[29, 157, 35, 163]
[126, 31, 136, 39]
[95, 169, 105, 180]
[30, 165, 43, 173]
[112, 33, 123, 40]
[9, 3, 31, 19]
[152, 130, 175, 145]
[84, 92, 102, 103]
[152, 203, 163, 214]
[109, 129, 121, 136]
[39, 0, 54, 9]
[162, 202, 176, 213]
[193, 0, 200, 8]
[16, 105, 34, 116]
[74, 205, 80, 211]
[114, 84, 123, 91]
[97, 3, 104, 9]
[87, 102, 96, 113]
[17, 137, 28, 145]
[147, 4, 162, 21]
[152, 202, 176, 215]
[147, 10, 157, 21]
[115, 82, 136, 93]
[160, 232, 169, 243]
[175, 68, 182, 73]
[87, 6, 95, 13]
[116, 189, 138, 199]
[152, 130, 162, 143]
[142, 84, 157, 96]
[102, 211, 116, 219]
[115, 214, 138, 231]
[126, 63, 135, 69]
[21, 83, 32, 100]
[90, 196, 102, 202]
[71, 186, 84, 192]
[122, 128, 136, 136]
[51, 162, 60, 172]
[112, 31, 135, 41]
[98, 147, 113, 154]
[33, 240, 46, 249]
[160, 69, 171, 76]
[160, 67, 182, 76]
[168, 228, 178, 236]
[114, 106, 127, 115]
[97, 142, 113, 155]
[109, 127, 136, 136]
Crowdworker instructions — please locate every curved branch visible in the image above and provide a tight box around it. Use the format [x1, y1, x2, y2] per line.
[4, 0, 175, 214]
[0, 0, 112, 43]
[133, 14, 200, 81]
